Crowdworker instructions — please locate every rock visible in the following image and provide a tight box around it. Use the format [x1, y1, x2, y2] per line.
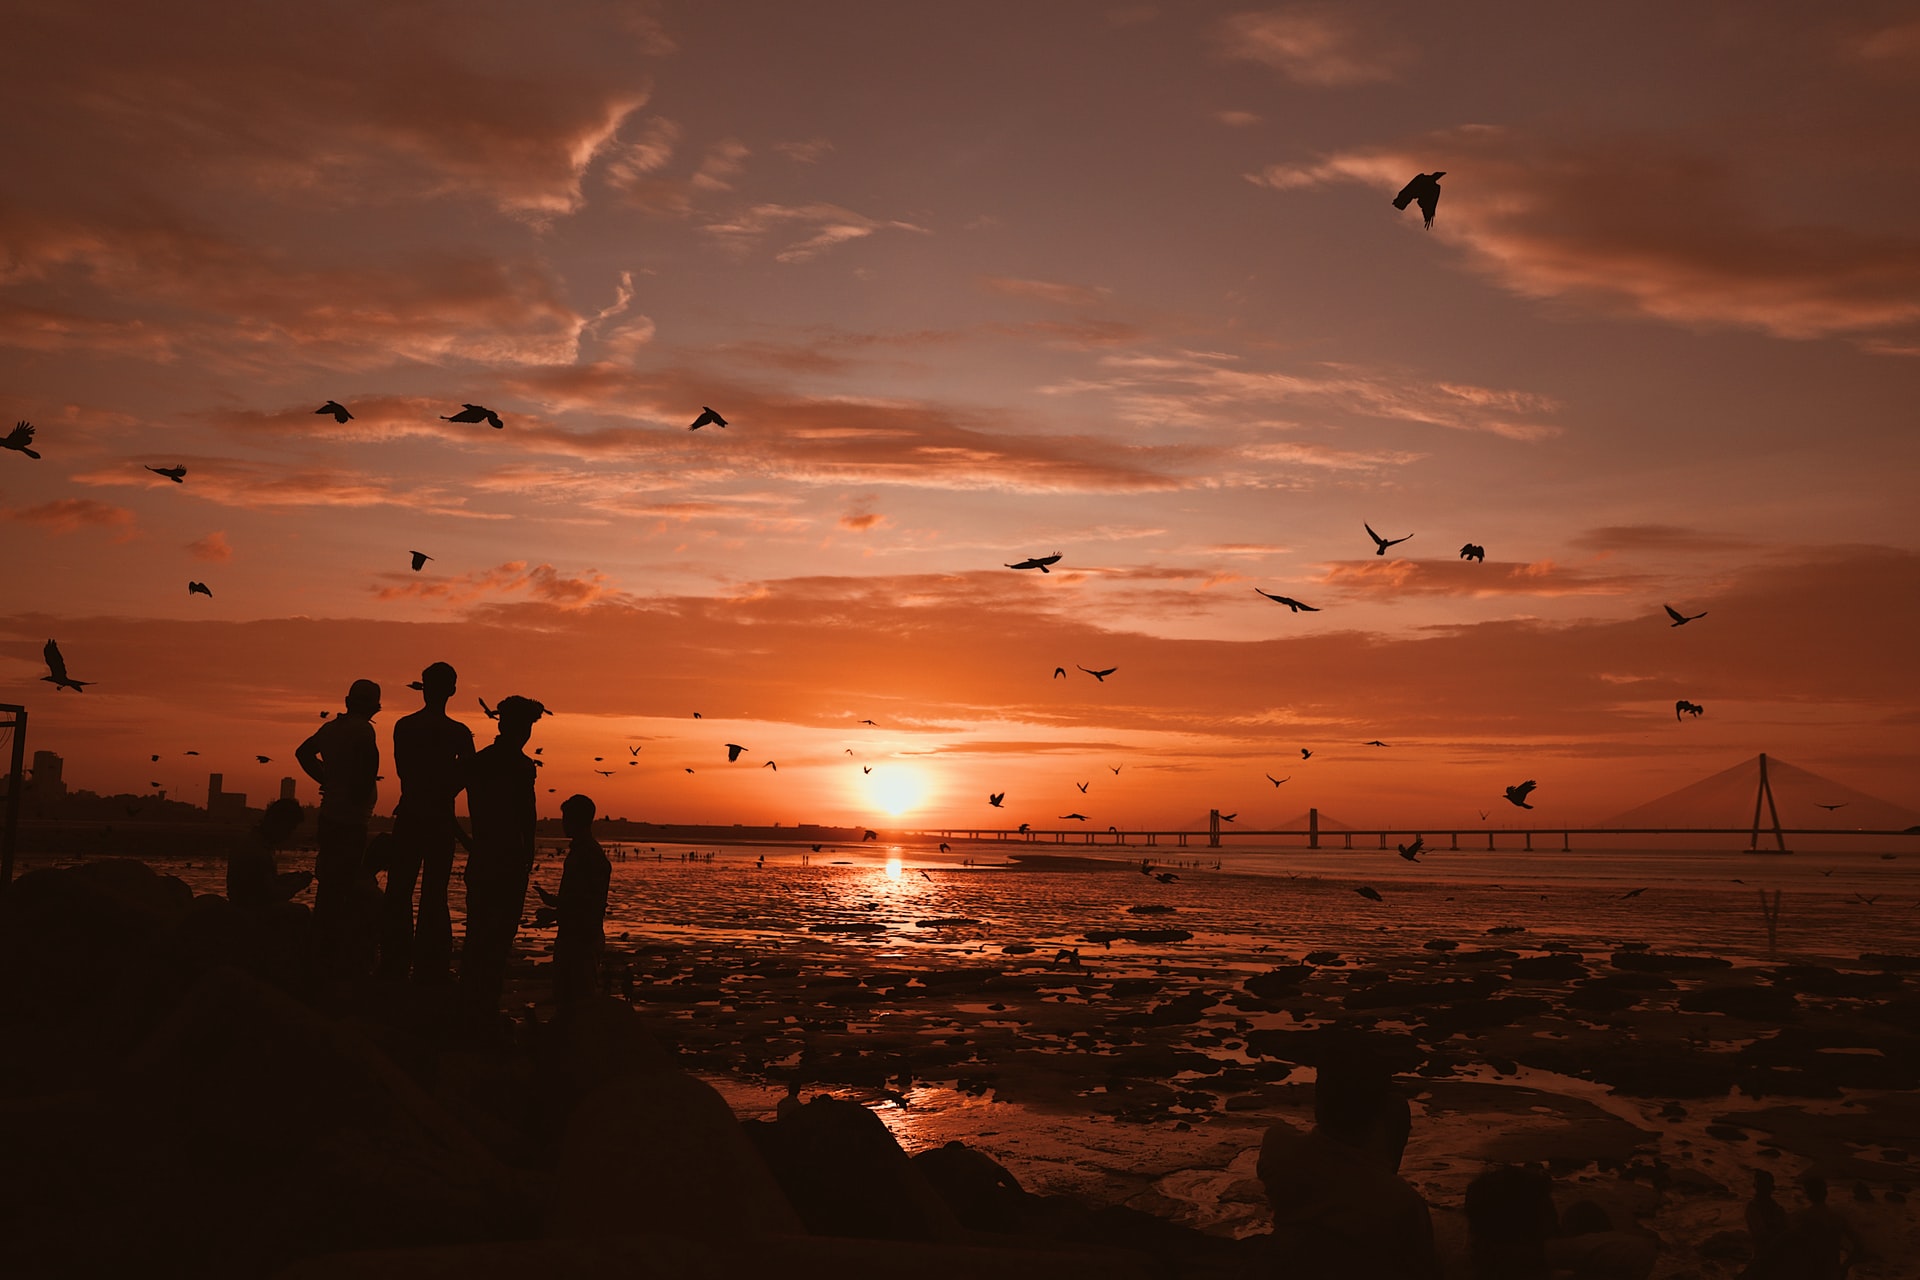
[743, 1095, 962, 1242]
[1081, 928, 1191, 946]
[1343, 976, 1503, 1011]
[912, 1141, 1029, 1232]
[1244, 966, 1313, 998]
[549, 1071, 801, 1239]
[1423, 939, 1458, 951]
[1861, 953, 1920, 971]
[1303, 950, 1341, 965]
[1611, 951, 1732, 973]
[1510, 953, 1586, 980]
[1677, 985, 1799, 1020]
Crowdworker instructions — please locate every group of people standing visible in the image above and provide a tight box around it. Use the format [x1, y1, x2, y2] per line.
[287, 662, 608, 1013]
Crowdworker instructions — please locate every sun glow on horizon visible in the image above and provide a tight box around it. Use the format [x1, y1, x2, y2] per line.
[867, 764, 929, 818]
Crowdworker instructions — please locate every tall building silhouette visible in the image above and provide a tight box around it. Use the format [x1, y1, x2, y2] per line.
[279, 776, 297, 803]
[206, 772, 248, 820]
[30, 750, 65, 799]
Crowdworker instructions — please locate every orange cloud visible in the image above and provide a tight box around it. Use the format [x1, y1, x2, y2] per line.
[371, 561, 614, 608]
[1216, 6, 1410, 86]
[1315, 557, 1651, 599]
[979, 277, 1112, 308]
[3, 498, 137, 540]
[700, 203, 929, 263]
[187, 532, 233, 562]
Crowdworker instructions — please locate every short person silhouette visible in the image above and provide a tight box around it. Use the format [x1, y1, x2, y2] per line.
[553, 792, 610, 1005]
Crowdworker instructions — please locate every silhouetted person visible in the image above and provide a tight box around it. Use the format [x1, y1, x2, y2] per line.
[553, 793, 610, 1005]
[1464, 1164, 1558, 1279]
[1256, 1035, 1440, 1279]
[1741, 1169, 1788, 1278]
[458, 694, 544, 1019]
[380, 662, 474, 982]
[296, 679, 381, 964]
[1767, 1173, 1860, 1279]
[227, 797, 313, 910]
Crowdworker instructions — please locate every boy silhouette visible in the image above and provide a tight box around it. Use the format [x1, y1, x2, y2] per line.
[553, 792, 610, 1004]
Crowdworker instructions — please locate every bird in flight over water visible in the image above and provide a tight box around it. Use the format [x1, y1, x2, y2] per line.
[1396, 836, 1424, 862]
[1675, 700, 1704, 720]
[1363, 740, 1389, 747]
[594, 770, 614, 777]
[441, 403, 504, 430]
[763, 761, 778, 772]
[989, 792, 1005, 807]
[859, 718, 877, 726]
[726, 744, 746, 762]
[1078, 665, 1117, 682]
[1620, 887, 1649, 899]
[1301, 748, 1313, 760]
[1255, 589, 1319, 612]
[146, 464, 187, 483]
[1220, 813, 1237, 823]
[1053, 667, 1066, 679]
[1007, 553, 1063, 573]
[1459, 543, 1485, 562]
[41, 640, 93, 691]
[1060, 812, 1088, 821]
[409, 551, 432, 571]
[1267, 774, 1290, 787]
[1365, 523, 1413, 555]
[2, 421, 40, 458]
[1504, 780, 1538, 809]
[1076, 782, 1089, 793]
[187, 581, 212, 597]
[316, 400, 353, 423]
[689, 406, 728, 430]
[1664, 604, 1707, 627]
[1391, 171, 1445, 228]
[1355, 886, 1385, 902]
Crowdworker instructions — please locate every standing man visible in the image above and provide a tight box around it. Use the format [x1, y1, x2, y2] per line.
[295, 679, 381, 963]
[381, 661, 474, 982]
[458, 694, 544, 1018]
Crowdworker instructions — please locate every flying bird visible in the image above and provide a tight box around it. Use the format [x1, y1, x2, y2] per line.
[594, 769, 614, 777]
[1301, 749, 1313, 760]
[1053, 667, 1066, 679]
[1664, 604, 1707, 627]
[40, 640, 92, 691]
[1815, 803, 1848, 811]
[1153, 871, 1178, 883]
[442, 403, 504, 429]
[1363, 740, 1389, 747]
[185, 750, 199, 755]
[693, 712, 702, 718]
[763, 760, 778, 771]
[1504, 780, 1538, 810]
[1391, 171, 1445, 228]
[859, 718, 877, 726]
[1109, 766, 1121, 775]
[1078, 665, 1117, 682]
[1364, 523, 1413, 555]
[1076, 782, 1089, 793]
[1620, 887, 1649, 899]
[146, 464, 187, 483]
[1, 421, 40, 458]
[409, 551, 432, 571]
[1675, 700, 1704, 720]
[478, 697, 498, 720]
[187, 581, 212, 597]
[1478, 810, 1491, 820]
[689, 406, 728, 430]
[862, 766, 872, 774]
[629, 747, 642, 756]
[151, 754, 160, 762]
[863, 830, 878, 841]
[1060, 813, 1088, 821]
[726, 744, 746, 762]
[1255, 589, 1320, 612]
[1396, 837, 1424, 862]
[316, 400, 353, 424]
[1459, 543, 1486, 563]
[1355, 886, 1385, 902]
[1006, 553, 1063, 573]
[1220, 813, 1237, 823]
[989, 792, 1005, 807]
[256, 754, 272, 764]
[1266, 774, 1290, 787]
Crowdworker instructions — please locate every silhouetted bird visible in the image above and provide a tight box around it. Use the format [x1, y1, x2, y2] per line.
[1, 421, 40, 458]
[989, 792, 1005, 807]
[919, 869, 933, 882]
[1392, 171, 1444, 228]
[316, 400, 352, 423]
[478, 697, 498, 720]
[1504, 780, 1537, 809]
[1355, 885, 1385, 902]
[187, 581, 212, 597]
[1478, 809, 1491, 820]
[1255, 589, 1319, 612]
[255, 754, 271, 763]
[185, 750, 199, 755]
[1267, 774, 1290, 786]
[1815, 803, 1847, 811]
[1052, 947, 1081, 969]
[41, 640, 92, 691]
[1675, 700, 1704, 720]
[726, 744, 746, 762]
[1301, 748, 1313, 759]
[1459, 543, 1486, 562]
[1621, 887, 1648, 899]
[1110, 765, 1121, 774]
[409, 551, 432, 571]
[1153, 872, 1178, 883]
[151, 754, 160, 761]
[1060, 813, 1088, 821]
[1364, 740, 1389, 747]
[1018, 822, 1030, 833]
[1221, 812, 1237, 822]
[1664, 604, 1707, 627]
[863, 830, 878, 841]
[1078, 665, 1117, 682]
[629, 746, 642, 756]
[763, 760, 778, 771]
[146, 464, 187, 483]
[594, 769, 614, 777]
[1076, 782, 1089, 793]
[442, 403, 504, 429]
[859, 718, 877, 726]
[1053, 666, 1066, 678]
[1365, 522, 1412, 555]
[693, 712, 702, 718]
[689, 406, 728, 430]
[1397, 836, 1424, 862]
[862, 766, 872, 774]
[1006, 553, 1063, 572]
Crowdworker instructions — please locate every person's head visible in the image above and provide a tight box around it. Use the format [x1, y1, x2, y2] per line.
[491, 695, 546, 747]
[408, 661, 457, 705]
[561, 792, 596, 839]
[1465, 1164, 1558, 1279]
[344, 678, 382, 719]
[1753, 1169, 1776, 1196]
[1799, 1172, 1827, 1205]
[1312, 1033, 1394, 1145]
[256, 797, 304, 847]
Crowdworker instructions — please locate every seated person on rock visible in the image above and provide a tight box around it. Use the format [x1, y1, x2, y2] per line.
[1465, 1168, 1657, 1280]
[226, 798, 314, 911]
[1256, 1034, 1441, 1279]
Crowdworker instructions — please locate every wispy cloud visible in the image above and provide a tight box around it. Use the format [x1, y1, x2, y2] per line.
[3, 498, 138, 541]
[980, 276, 1112, 307]
[371, 560, 616, 607]
[700, 203, 929, 263]
[1314, 557, 1651, 599]
[187, 531, 233, 562]
[1216, 6, 1410, 87]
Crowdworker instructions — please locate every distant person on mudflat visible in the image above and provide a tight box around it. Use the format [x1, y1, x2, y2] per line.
[1766, 1172, 1861, 1280]
[381, 661, 474, 983]
[458, 694, 544, 1018]
[295, 678, 381, 961]
[552, 792, 610, 1005]
[1256, 1034, 1440, 1279]
[226, 797, 313, 910]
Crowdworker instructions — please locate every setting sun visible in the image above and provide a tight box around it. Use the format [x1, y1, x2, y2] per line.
[867, 766, 929, 818]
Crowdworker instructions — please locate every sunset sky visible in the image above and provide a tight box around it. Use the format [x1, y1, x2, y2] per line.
[4, 2, 1918, 830]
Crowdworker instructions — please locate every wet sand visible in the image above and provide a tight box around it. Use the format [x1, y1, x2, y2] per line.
[66, 840, 1920, 1276]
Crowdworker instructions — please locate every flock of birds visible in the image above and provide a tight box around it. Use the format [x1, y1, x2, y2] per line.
[8, 169, 1741, 833]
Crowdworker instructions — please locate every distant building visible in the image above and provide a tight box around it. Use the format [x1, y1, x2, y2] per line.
[206, 772, 248, 821]
[279, 776, 297, 803]
[29, 750, 66, 799]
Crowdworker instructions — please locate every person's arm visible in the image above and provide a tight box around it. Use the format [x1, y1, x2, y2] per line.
[295, 726, 328, 786]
